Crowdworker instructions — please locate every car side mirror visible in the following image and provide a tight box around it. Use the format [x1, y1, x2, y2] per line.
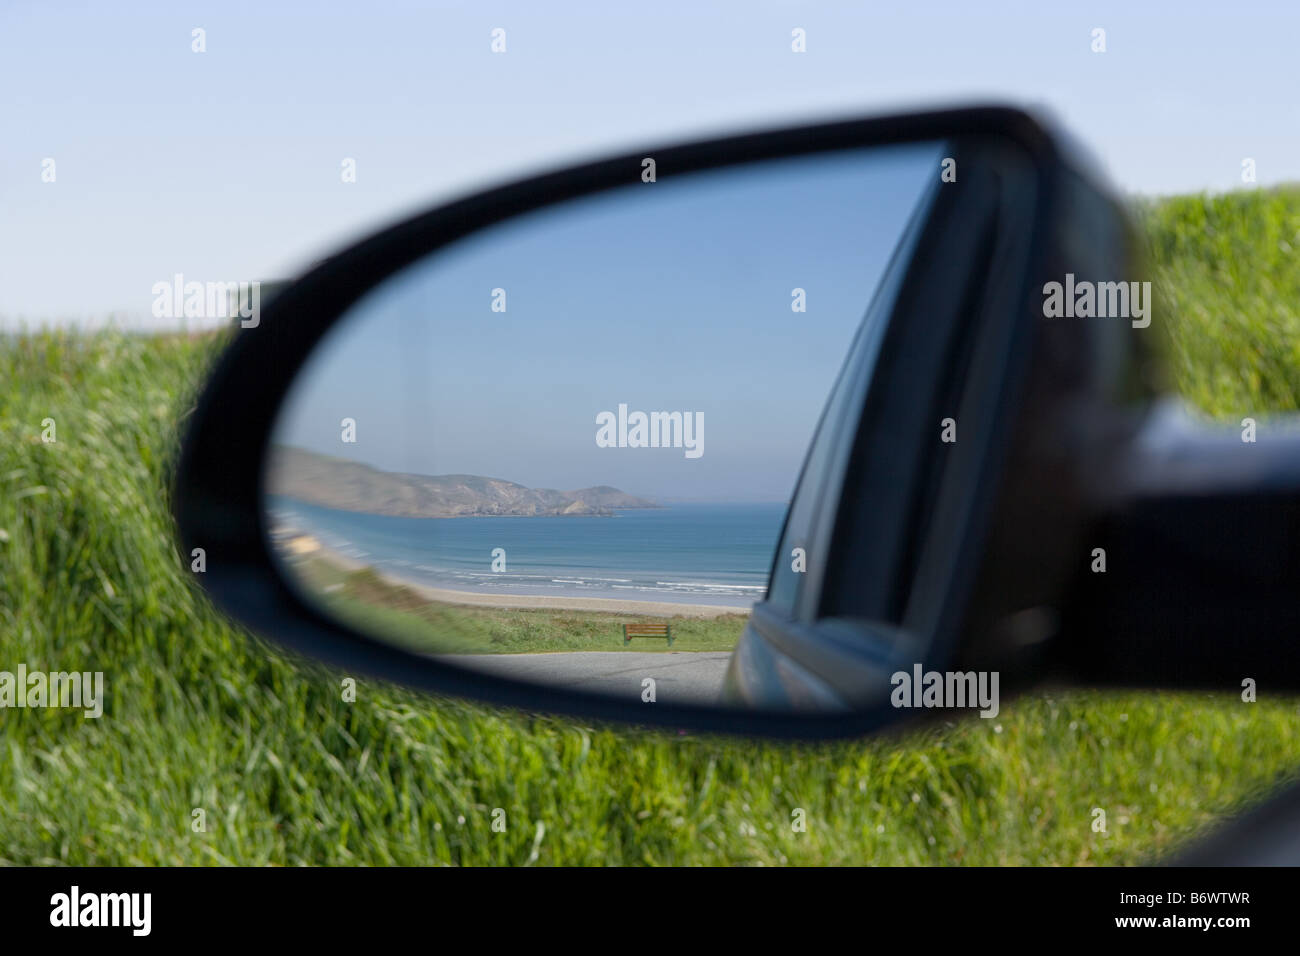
[176, 105, 1288, 740]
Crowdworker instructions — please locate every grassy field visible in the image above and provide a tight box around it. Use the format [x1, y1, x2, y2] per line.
[1139, 185, 1300, 413]
[296, 557, 746, 655]
[2, 187, 1300, 865]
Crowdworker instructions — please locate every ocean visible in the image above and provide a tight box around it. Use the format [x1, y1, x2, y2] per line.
[266, 497, 784, 608]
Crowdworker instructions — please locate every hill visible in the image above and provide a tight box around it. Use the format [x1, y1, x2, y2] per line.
[265, 445, 659, 517]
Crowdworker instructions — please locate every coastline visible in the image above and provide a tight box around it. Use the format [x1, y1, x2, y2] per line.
[279, 532, 752, 620]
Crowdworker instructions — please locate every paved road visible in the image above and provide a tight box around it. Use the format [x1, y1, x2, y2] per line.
[446, 651, 733, 705]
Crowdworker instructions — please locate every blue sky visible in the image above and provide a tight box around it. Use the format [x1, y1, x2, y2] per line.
[4, 0, 1300, 323]
[274, 145, 938, 499]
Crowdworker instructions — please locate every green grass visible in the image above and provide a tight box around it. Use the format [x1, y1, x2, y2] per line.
[1137, 185, 1300, 415]
[290, 557, 744, 654]
[3, 187, 1300, 865]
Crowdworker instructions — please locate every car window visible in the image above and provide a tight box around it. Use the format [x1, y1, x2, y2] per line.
[765, 179, 939, 619]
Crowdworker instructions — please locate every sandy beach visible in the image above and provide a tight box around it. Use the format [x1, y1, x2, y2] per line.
[275, 530, 751, 619]
[405, 586, 746, 618]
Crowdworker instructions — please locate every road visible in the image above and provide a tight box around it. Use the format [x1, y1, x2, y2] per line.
[445, 651, 733, 705]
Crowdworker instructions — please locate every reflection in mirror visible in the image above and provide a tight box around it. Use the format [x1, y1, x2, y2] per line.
[264, 142, 942, 710]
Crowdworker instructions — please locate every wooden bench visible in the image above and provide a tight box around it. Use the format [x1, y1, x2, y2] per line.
[623, 622, 673, 646]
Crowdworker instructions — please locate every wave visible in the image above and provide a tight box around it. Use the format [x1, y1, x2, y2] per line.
[269, 501, 773, 607]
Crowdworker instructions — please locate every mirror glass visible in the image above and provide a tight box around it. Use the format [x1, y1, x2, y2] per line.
[264, 142, 943, 711]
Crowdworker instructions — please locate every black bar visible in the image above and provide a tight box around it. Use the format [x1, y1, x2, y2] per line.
[0, 866, 1277, 941]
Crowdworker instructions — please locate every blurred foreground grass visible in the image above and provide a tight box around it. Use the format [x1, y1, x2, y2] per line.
[2, 187, 1300, 864]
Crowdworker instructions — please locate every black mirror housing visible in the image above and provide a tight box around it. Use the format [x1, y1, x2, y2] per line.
[174, 105, 1163, 739]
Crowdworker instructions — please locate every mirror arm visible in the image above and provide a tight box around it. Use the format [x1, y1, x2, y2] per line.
[1052, 401, 1300, 691]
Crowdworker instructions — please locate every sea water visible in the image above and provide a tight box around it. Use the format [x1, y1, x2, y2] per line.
[267, 497, 784, 608]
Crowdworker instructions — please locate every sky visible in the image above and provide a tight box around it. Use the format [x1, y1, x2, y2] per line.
[274, 145, 938, 499]
[4, 0, 1300, 324]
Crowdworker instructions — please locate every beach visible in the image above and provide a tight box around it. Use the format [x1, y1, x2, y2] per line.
[276, 531, 751, 619]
